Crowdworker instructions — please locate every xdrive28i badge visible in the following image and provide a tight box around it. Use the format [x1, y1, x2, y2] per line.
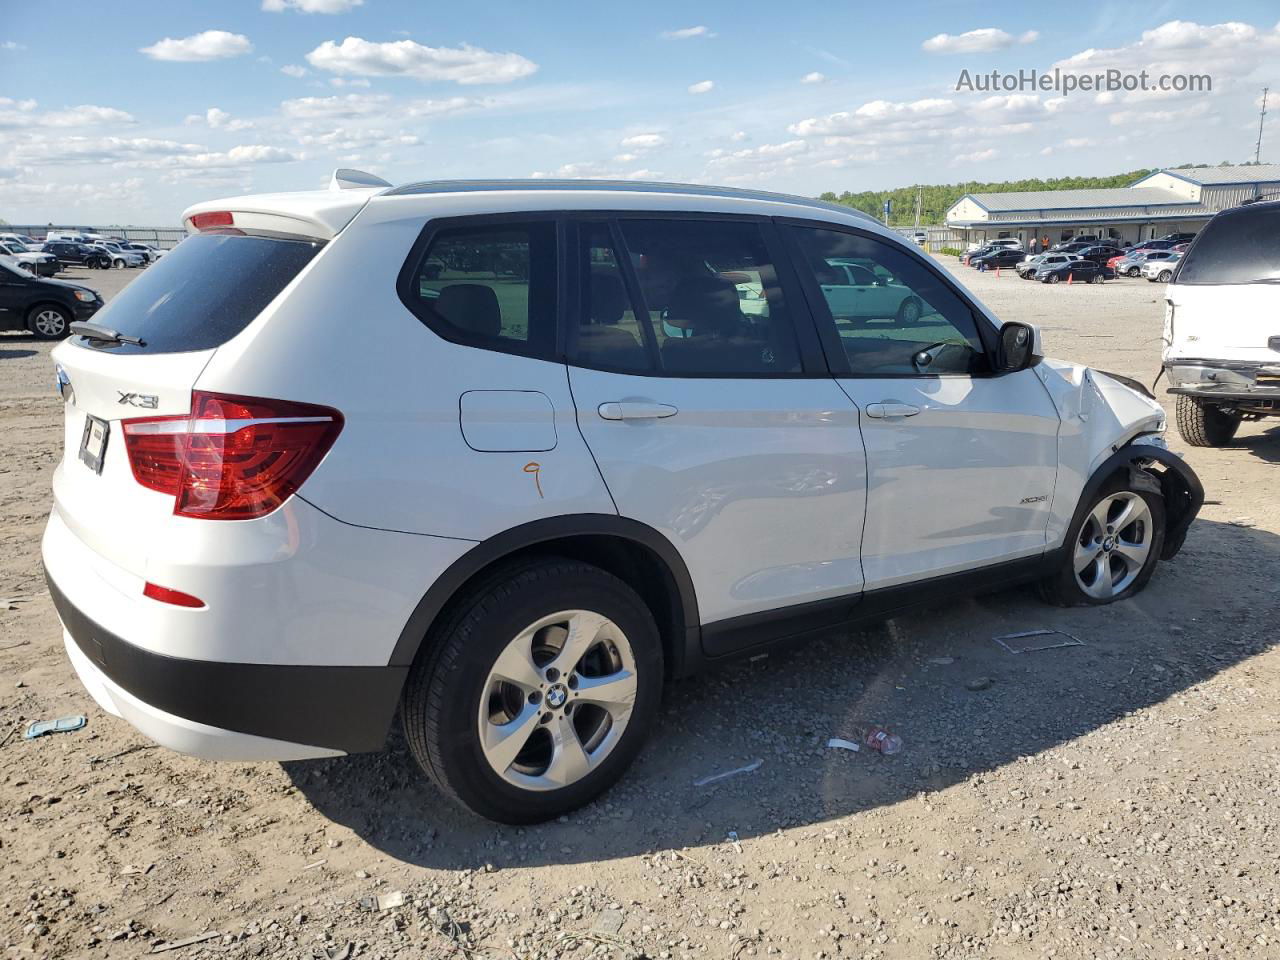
[117, 391, 159, 409]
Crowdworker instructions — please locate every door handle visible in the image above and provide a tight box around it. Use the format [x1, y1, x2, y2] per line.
[865, 401, 921, 419]
[598, 401, 679, 421]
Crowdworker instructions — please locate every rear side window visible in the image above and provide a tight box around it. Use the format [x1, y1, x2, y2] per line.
[1176, 205, 1280, 284]
[402, 221, 557, 360]
[79, 233, 321, 355]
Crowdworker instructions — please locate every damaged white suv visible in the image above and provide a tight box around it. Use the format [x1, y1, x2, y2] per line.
[43, 173, 1203, 823]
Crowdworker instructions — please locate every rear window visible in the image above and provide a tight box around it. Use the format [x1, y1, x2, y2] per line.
[1176, 205, 1280, 285]
[77, 233, 322, 354]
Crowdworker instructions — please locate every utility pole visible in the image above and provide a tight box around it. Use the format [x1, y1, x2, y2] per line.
[914, 188, 922, 227]
[1256, 87, 1269, 164]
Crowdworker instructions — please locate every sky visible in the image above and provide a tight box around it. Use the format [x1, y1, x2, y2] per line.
[1, 0, 1279, 225]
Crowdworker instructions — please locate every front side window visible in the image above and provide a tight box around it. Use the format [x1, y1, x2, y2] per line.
[790, 226, 989, 376]
[614, 218, 801, 376]
[405, 221, 557, 359]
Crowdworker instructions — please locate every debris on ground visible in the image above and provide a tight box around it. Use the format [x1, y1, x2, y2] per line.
[966, 676, 994, 691]
[149, 931, 220, 953]
[993, 628, 1085, 654]
[592, 908, 625, 936]
[927, 656, 954, 665]
[863, 727, 904, 755]
[358, 890, 405, 912]
[23, 715, 86, 740]
[693, 758, 762, 786]
[826, 737, 861, 752]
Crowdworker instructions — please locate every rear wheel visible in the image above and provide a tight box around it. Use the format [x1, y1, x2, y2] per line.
[896, 296, 923, 325]
[112, 258, 125, 270]
[1175, 395, 1240, 447]
[1040, 477, 1165, 606]
[27, 304, 70, 340]
[1089, 273, 1104, 284]
[402, 558, 663, 823]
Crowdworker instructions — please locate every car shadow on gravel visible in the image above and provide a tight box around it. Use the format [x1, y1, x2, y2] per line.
[286, 518, 1279, 868]
[0, 348, 39, 360]
[1237, 427, 1280, 464]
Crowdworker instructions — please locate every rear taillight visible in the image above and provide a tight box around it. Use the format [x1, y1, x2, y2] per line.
[122, 391, 343, 520]
[189, 211, 234, 230]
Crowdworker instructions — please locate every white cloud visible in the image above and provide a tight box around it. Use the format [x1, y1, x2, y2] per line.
[789, 98, 957, 137]
[263, 0, 363, 12]
[619, 132, 666, 150]
[688, 80, 714, 95]
[305, 36, 537, 84]
[532, 161, 661, 180]
[329, 76, 371, 87]
[2, 40, 25, 51]
[0, 100, 136, 129]
[613, 153, 637, 162]
[954, 148, 999, 163]
[800, 72, 826, 84]
[281, 92, 481, 119]
[922, 28, 1038, 54]
[730, 130, 748, 142]
[662, 26, 714, 39]
[7, 135, 205, 166]
[140, 30, 253, 62]
[280, 64, 309, 78]
[134, 144, 300, 171]
[185, 107, 254, 131]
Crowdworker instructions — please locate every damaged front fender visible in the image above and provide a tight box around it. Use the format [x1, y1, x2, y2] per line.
[1081, 443, 1204, 560]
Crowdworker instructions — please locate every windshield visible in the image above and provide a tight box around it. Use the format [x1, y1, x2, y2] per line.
[77, 232, 323, 354]
[1176, 204, 1280, 284]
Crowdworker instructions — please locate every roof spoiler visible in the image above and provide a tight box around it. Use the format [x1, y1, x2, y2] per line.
[329, 168, 392, 191]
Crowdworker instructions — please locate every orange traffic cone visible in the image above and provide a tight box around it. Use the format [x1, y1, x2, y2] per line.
[995, 266, 1001, 278]
[1067, 272, 1073, 285]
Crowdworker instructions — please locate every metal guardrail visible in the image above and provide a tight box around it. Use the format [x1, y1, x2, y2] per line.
[3, 225, 187, 250]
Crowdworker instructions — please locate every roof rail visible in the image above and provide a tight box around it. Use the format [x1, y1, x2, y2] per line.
[329, 168, 392, 191]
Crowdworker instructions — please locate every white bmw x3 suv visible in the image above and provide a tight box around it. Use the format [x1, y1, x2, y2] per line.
[43, 172, 1203, 823]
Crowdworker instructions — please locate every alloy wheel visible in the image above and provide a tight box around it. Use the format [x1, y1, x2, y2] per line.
[1073, 492, 1153, 599]
[32, 309, 67, 337]
[478, 609, 637, 792]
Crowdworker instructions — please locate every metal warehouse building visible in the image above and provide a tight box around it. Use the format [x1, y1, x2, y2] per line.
[945, 163, 1280, 249]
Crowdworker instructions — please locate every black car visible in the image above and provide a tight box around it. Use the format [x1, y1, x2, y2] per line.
[42, 241, 111, 270]
[1075, 245, 1123, 265]
[1155, 232, 1196, 244]
[969, 248, 1025, 269]
[1036, 259, 1113, 284]
[0, 257, 102, 338]
[1050, 241, 1093, 254]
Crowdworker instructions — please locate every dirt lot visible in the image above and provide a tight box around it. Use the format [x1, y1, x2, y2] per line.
[2, 261, 1277, 960]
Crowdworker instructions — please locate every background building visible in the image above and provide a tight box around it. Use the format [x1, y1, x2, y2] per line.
[945, 163, 1280, 248]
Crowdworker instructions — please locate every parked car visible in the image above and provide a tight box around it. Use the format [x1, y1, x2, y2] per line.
[969, 248, 1025, 270]
[1036, 258, 1112, 283]
[91, 240, 145, 269]
[964, 237, 1020, 254]
[1119, 249, 1179, 277]
[1163, 200, 1280, 446]
[908, 230, 927, 246]
[0, 240, 59, 276]
[1075, 245, 1124, 266]
[1156, 232, 1196, 244]
[42, 173, 1202, 824]
[1133, 239, 1177, 254]
[0, 256, 102, 338]
[813, 257, 929, 323]
[1019, 252, 1080, 278]
[117, 241, 161, 263]
[45, 231, 94, 244]
[0, 232, 40, 247]
[961, 245, 995, 265]
[1049, 241, 1093, 255]
[1143, 253, 1182, 282]
[42, 241, 111, 270]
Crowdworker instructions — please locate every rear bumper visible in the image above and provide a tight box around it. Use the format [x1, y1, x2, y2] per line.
[1164, 360, 1280, 404]
[49, 573, 407, 756]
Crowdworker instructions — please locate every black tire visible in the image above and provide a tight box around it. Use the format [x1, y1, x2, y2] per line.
[895, 296, 923, 325]
[1158, 270, 1173, 282]
[1039, 474, 1166, 606]
[1089, 273, 1103, 284]
[402, 557, 664, 824]
[26, 303, 71, 340]
[1047, 274, 1060, 284]
[112, 258, 125, 270]
[1175, 395, 1240, 447]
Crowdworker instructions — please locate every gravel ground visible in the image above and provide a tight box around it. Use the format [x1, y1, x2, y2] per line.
[1, 261, 1277, 960]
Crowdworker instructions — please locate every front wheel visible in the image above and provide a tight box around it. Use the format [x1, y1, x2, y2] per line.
[1047, 274, 1060, 284]
[1175, 395, 1240, 447]
[1089, 273, 1104, 284]
[895, 296, 923, 325]
[1158, 270, 1173, 282]
[402, 558, 663, 823]
[113, 258, 125, 270]
[27, 304, 71, 340]
[1040, 478, 1165, 606]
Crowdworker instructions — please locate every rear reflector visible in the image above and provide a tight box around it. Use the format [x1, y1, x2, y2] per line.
[189, 211, 234, 230]
[122, 391, 343, 520]
[143, 582, 206, 608]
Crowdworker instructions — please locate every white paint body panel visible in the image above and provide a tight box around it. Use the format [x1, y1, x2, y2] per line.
[1164, 282, 1280, 364]
[569, 367, 867, 623]
[836, 371, 1061, 590]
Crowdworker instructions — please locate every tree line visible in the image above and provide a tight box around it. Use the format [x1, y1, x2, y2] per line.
[818, 170, 1157, 226]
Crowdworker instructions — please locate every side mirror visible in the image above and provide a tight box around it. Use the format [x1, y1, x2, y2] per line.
[996, 322, 1042, 373]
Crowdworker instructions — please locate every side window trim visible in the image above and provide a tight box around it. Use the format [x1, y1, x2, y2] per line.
[775, 217, 998, 379]
[395, 212, 562, 363]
